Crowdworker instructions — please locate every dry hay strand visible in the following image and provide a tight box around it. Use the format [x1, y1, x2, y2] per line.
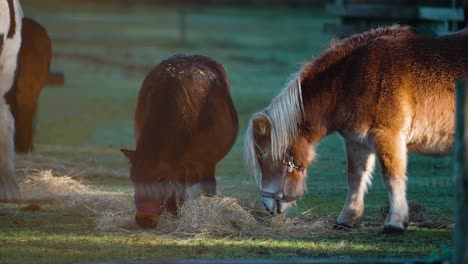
[19, 169, 132, 213]
[96, 195, 331, 238]
[170, 196, 258, 237]
[16, 153, 128, 178]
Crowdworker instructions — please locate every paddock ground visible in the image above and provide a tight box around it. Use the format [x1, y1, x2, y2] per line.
[0, 1, 455, 263]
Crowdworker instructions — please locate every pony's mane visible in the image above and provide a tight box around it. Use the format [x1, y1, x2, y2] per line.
[244, 76, 302, 178]
[244, 25, 414, 178]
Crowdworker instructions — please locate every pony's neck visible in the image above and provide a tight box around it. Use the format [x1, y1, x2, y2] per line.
[298, 74, 337, 143]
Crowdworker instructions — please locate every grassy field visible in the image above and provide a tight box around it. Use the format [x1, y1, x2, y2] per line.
[0, 1, 456, 263]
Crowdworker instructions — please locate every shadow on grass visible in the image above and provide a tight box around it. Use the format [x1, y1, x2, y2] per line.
[0, 204, 453, 263]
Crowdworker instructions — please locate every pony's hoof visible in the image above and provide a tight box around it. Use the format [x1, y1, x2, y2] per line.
[334, 223, 354, 231]
[383, 226, 404, 235]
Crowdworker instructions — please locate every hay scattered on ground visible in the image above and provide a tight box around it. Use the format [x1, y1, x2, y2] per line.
[16, 154, 128, 178]
[15, 155, 453, 238]
[20, 170, 131, 213]
[19, 168, 331, 238]
[95, 195, 331, 238]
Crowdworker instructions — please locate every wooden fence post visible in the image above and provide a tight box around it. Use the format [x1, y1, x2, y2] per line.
[455, 79, 468, 264]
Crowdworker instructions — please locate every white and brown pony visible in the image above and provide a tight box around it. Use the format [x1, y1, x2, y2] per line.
[0, 0, 23, 202]
[244, 26, 468, 234]
[6, 17, 52, 154]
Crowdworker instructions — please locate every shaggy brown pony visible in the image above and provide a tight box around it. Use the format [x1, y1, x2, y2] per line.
[5, 17, 52, 153]
[122, 54, 238, 229]
[244, 26, 468, 235]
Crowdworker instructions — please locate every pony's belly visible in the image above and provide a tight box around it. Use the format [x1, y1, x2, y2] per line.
[406, 130, 454, 155]
[0, 0, 22, 96]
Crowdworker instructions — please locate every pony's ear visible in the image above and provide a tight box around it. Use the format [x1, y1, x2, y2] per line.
[252, 114, 271, 136]
[120, 149, 135, 163]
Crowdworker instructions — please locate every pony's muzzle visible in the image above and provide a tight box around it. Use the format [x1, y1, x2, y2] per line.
[135, 209, 162, 229]
[134, 203, 163, 229]
[262, 198, 293, 214]
[262, 197, 277, 214]
[277, 201, 293, 214]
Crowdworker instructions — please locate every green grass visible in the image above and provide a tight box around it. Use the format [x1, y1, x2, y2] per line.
[0, 1, 456, 262]
[0, 204, 453, 263]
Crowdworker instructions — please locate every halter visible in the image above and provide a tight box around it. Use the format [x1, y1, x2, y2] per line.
[258, 149, 305, 203]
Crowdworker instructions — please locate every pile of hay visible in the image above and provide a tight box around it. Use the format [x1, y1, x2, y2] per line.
[20, 170, 131, 213]
[16, 166, 329, 238]
[16, 154, 128, 178]
[95, 195, 330, 238]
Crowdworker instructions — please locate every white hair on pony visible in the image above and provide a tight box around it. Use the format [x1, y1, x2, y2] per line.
[244, 74, 304, 179]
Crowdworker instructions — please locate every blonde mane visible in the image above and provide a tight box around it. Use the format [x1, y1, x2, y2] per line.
[244, 25, 414, 178]
[244, 75, 303, 178]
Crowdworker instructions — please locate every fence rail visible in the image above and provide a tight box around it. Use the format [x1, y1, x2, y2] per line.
[454, 79, 468, 264]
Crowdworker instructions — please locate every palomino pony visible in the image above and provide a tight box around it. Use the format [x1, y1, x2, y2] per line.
[244, 26, 468, 234]
[121, 54, 238, 228]
[0, 0, 23, 202]
[5, 17, 52, 153]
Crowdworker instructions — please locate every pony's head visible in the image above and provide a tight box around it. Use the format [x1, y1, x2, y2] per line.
[244, 77, 313, 214]
[121, 149, 179, 229]
[245, 114, 311, 214]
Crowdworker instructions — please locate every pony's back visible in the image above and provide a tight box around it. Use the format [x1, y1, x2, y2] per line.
[124, 54, 238, 228]
[134, 54, 238, 163]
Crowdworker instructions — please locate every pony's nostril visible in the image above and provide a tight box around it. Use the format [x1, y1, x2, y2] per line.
[263, 201, 275, 215]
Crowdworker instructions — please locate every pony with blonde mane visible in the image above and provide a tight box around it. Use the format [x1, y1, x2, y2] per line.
[0, 0, 23, 202]
[245, 25, 468, 234]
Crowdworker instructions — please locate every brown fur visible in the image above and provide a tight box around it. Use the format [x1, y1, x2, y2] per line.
[6, 0, 15, 39]
[5, 18, 52, 153]
[0, 33, 3, 54]
[122, 54, 238, 228]
[249, 26, 468, 233]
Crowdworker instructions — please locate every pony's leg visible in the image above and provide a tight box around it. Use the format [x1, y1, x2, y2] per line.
[0, 101, 20, 202]
[184, 164, 216, 200]
[5, 91, 36, 153]
[336, 140, 375, 228]
[373, 130, 409, 234]
[201, 164, 216, 197]
[165, 191, 178, 216]
[184, 165, 204, 201]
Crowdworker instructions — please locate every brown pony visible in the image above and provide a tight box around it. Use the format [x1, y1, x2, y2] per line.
[244, 26, 468, 234]
[5, 17, 52, 153]
[121, 54, 238, 229]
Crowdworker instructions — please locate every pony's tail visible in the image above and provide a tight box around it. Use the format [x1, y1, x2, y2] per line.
[0, 102, 21, 202]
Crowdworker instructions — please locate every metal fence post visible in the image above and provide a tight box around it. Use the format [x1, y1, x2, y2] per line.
[455, 79, 468, 264]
